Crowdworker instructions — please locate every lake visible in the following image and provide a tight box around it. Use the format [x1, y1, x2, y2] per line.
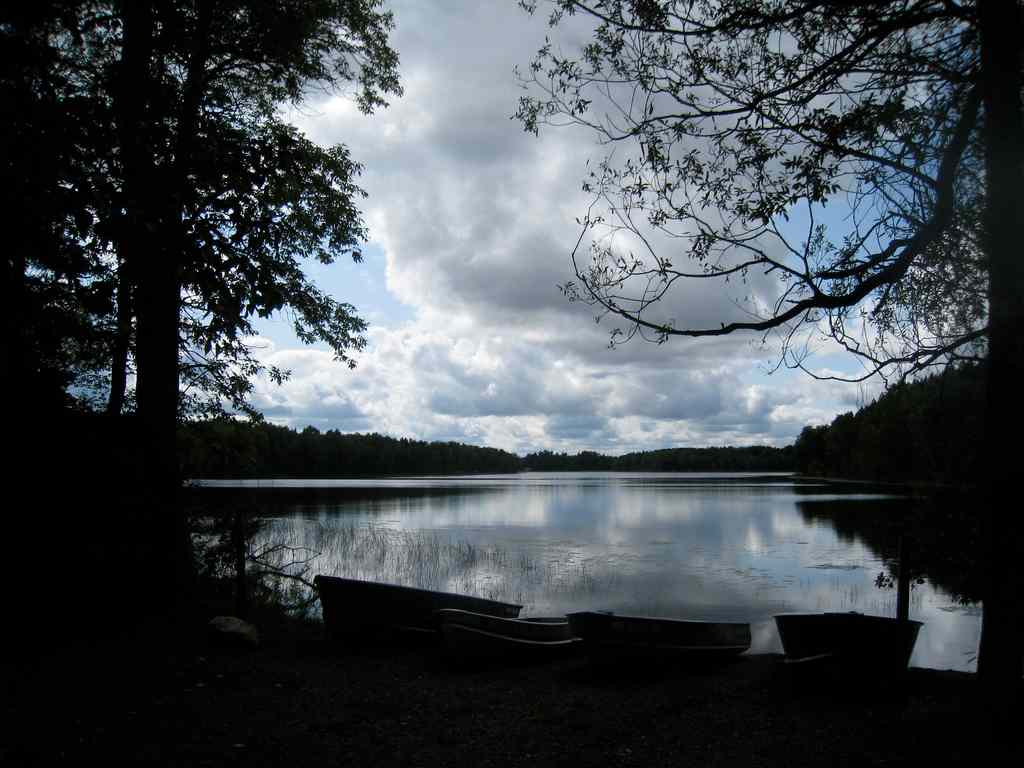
[197, 472, 982, 671]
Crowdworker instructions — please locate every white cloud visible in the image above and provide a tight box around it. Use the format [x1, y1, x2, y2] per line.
[254, 1, 873, 453]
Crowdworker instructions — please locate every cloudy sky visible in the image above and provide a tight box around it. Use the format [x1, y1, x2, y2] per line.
[250, 0, 879, 455]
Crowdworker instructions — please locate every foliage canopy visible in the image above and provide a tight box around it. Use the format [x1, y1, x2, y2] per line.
[3, 0, 402, 417]
[517, 0, 990, 382]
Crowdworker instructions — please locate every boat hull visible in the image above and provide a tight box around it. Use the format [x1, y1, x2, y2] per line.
[567, 611, 751, 658]
[314, 575, 522, 638]
[434, 609, 574, 642]
[774, 612, 923, 669]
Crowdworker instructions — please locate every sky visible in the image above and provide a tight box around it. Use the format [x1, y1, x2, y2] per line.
[248, 0, 882, 456]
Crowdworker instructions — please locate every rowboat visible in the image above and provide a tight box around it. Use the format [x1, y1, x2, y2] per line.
[774, 612, 923, 669]
[566, 611, 751, 659]
[435, 609, 581, 659]
[313, 575, 522, 638]
[435, 609, 575, 641]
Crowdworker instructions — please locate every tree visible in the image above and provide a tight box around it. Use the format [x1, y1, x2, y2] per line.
[109, 1, 401, 421]
[116, 0, 400, 592]
[517, 1, 1022, 693]
[4, 2, 400, 417]
[1, 3, 120, 413]
[3, 1, 401, 598]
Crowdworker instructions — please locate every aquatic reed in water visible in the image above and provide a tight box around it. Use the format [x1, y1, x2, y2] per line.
[253, 519, 621, 615]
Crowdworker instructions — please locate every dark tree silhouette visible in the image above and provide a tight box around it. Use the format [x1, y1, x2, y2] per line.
[3, 1, 401, 600]
[117, 0, 400, 596]
[793, 364, 983, 484]
[517, 1, 1022, 692]
[179, 421, 524, 478]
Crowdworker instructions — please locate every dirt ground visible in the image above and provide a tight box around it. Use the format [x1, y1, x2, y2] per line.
[3, 614, 1020, 767]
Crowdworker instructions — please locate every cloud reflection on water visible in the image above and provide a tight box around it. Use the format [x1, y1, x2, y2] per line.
[247, 473, 980, 671]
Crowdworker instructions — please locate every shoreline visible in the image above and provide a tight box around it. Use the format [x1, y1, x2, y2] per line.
[4, 614, 1018, 767]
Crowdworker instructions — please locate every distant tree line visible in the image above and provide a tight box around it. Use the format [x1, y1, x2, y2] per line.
[183, 363, 986, 482]
[521, 450, 617, 471]
[180, 420, 796, 477]
[180, 421, 522, 478]
[793, 365, 984, 486]
[521, 445, 794, 472]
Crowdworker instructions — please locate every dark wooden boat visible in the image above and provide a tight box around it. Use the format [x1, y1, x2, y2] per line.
[566, 611, 751, 658]
[314, 575, 522, 638]
[436, 611, 581, 658]
[774, 612, 923, 669]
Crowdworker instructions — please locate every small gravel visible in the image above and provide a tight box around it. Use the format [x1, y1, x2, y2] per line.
[3, 617, 1019, 767]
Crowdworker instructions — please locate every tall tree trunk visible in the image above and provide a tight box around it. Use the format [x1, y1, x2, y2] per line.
[133, 221, 187, 584]
[119, 1, 217, 599]
[106, 255, 132, 415]
[1, 245, 27, 413]
[977, 0, 1024, 697]
[117, 0, 191, 600]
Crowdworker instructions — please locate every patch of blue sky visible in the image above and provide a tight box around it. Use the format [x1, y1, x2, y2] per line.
[763, 195, 886, 383]
[253, 242, 415, 350]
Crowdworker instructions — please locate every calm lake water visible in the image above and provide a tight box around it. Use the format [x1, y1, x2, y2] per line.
[199, 472, 982, 672]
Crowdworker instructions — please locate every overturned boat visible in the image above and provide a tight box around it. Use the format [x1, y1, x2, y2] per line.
[314, 575, 522, 638]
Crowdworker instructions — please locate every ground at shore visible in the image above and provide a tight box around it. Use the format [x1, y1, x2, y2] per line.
[3, 613, 1019, 767]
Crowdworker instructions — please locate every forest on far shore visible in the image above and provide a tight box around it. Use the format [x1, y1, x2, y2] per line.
[179, 364, 983, 483]
[793, 364, 983, 487]
[179, 420, 793, 478]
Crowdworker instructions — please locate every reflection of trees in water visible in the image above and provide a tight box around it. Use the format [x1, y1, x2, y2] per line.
[796, 492, 981, 605]
[189, 485, 500, 519]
